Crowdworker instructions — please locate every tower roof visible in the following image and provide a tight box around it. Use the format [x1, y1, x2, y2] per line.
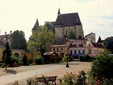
[97, 36, 102, 43]
[55, 13, 82, 27]
[57, 8, 61, 15]
[32, 19, 39, 32]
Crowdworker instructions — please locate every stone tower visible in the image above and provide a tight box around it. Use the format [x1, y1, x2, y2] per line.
[32, 19, 39, 33]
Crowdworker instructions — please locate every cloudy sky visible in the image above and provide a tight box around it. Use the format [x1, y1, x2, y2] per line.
[0, 0, 113, 41]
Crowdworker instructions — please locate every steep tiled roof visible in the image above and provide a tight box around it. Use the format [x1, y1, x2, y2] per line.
[69, 42, 84, 48]
[92, 43, 104, 48]
[52, 38, 67, 45]
[55, 13, 82, 27]
[69, 42, 77, 48]
[97, 36, 102, 43]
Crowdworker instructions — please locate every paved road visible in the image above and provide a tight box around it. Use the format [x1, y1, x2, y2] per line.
[0, 65, 64, 85]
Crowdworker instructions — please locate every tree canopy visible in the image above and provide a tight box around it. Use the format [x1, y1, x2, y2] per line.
[11, 30, 27, 50]
[103, 37, 113, 53]
[66, 31, 76, 39]
[27, 26, 55, 56]
[2, 42, 12, 70]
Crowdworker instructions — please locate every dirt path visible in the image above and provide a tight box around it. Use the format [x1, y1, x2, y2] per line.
[0, 61, 91, 85]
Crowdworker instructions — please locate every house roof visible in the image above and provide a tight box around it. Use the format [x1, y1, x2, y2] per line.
[69, 42, 84, 48]
[85, 32, 95, 38]
[92, 43, 104, 48]
[52, 38, 67, 45]
[0, 34, 10, 44]
[55, 13, 82, 27]
[69, 43, 77, 48]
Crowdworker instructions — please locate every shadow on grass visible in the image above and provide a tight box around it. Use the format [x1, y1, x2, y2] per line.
[4, 69, 17, 74]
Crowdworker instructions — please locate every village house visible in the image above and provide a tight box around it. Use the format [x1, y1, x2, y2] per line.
[50, 9, 104, 57]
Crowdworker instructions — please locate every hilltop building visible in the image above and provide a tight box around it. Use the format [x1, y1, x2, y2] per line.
[50, 9, 104, 57]
[31, 9, 104, 57]
[55, 10, 84, 39]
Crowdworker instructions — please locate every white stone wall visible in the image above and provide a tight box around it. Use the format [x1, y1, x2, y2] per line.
[55, 25, 84, 39]
[85, 32, 96, 43]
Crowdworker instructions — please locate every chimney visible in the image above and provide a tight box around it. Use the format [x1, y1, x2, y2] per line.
[10, 31, 12, 34]
[5, 32, 7, 35]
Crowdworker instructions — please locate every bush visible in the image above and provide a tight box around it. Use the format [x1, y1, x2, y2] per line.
[89, 51, 113, 83]
[26, 78, 35, 85]
[35, 56, 43, 65]
[9, 57, 19, 67]
[62, 56, 72, 62]
[59, 71, 86, 85]
[22, 54, 29, 65]
[28, 59, 34, 64]
[79, 56, 85, 61]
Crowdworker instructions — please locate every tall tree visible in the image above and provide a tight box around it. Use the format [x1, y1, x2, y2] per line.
[2, 42, 12, 70]
[103, 37, 113, 53]
[27, 26, 55, 56]
[11, 30, 27, 50]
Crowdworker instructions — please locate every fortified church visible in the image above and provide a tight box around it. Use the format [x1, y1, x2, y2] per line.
[32, 9, 104, 57]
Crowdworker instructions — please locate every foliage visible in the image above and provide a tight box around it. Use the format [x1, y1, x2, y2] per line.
[62, 56, 70, 62]
[28, 59, 34, 64]
[67, 31, 76, 39]
[35, 56, 44, 65]
[10, 56, 19, 65]
[89, 51, 113, 83]
[79, 55, 91, 62]
[11, 30, 27, 50]
[44, 21, 55, 33]
[59, 71, 86, 85]
[2, 42, 12, 70]
[22, 54, 29, 65]
[103, 36, 113, 53]
[26, 78, 35, 85]
[27, 26, 55, 56]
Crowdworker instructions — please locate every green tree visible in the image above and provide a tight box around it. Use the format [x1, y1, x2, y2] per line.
[2, 42, 12, 70]
[22, 54, 28, 65]
[89, 51, 113, 81]
[103, 37, 113, 53]
[67, 31, 76, 39]
[27, 26, 55, 56]
[11, 30, 27, 50]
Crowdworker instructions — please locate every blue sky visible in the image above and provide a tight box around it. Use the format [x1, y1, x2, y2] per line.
[0, 0, 113, 41]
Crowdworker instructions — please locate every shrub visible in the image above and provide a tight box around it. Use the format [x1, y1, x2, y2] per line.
[26, 78, 35, 85]
[79, 56, 85, 61]
[85, 55, 90, 61]
[59, 71, 87, 85]
[62, 56, 72, 62]
[22, 54, 29, 65]
[28, 59, 34, 64]
[35, 56, 43, 65]
[89, 51, 113, 83]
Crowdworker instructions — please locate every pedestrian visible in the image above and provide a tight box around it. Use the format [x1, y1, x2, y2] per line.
[66, 61, 69, 68]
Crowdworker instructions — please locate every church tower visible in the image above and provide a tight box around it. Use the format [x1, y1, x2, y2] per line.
[57, 8, 61, 15]
[32, 19, 39, 33]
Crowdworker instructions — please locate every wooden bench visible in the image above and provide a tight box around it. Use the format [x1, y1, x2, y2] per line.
[36, 76, 57, 85]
